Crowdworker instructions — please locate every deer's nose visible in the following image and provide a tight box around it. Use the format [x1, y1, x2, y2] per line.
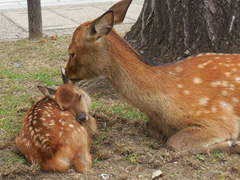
[77, 113, 87, 122]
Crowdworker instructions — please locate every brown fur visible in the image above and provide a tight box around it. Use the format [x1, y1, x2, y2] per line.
[15, 79, 96, 172]
[65, 0, 240, 153]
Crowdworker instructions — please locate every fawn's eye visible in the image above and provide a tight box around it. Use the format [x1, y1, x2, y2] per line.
[78, 94, 82, 101]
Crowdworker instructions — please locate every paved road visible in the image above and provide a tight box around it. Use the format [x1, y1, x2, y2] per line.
[0, 0, 143, 41]
[0, 0, 123, 10]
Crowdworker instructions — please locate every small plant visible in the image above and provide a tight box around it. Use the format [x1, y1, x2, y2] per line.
[212, 151, 223, 159]
[7, 154, 28, 166]
[196, 154, 204, 161]
[94, 135, 106, 145]
[126, 153, 138, 164]
[92, 157, 99, 166]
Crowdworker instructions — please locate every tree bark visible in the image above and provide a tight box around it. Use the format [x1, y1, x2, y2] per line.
[125, 0, 240, 63]
[27, 0, 43, 39]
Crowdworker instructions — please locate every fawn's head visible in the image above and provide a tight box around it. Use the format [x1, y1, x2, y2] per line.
[38, 68, 91, 122]
[66, 0, 132, 81]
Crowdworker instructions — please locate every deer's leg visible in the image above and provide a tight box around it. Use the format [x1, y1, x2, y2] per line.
[74, 148, 92, 172]
[199, 140, 240, 154]
[166, 124, 239, 153]
[143, 118, 161, 138]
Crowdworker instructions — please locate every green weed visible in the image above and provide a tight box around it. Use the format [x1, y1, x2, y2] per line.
[126, 153, 138, 164]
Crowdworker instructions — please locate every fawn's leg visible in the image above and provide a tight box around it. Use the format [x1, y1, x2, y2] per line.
[74, 148, 92, 172]
[81, 116, 97, 137]
[166, 123, 240, 153]
[41, 146, 73, 172]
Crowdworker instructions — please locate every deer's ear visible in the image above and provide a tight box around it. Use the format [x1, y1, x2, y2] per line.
[109, 0, 132, 24]
[88, 10, 114, 40]
[37, 86, 56, 101]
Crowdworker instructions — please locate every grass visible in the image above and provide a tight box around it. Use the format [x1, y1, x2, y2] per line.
[92, 101, 147, 121]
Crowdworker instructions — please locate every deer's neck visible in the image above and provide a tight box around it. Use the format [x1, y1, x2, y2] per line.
[105, 32, 178, 120]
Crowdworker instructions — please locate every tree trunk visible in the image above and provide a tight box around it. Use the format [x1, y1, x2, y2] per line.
[125, 0, 240, 63]
[27, 0, 43, 39]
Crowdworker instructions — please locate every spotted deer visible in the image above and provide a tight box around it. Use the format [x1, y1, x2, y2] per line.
[65, 0, 240, 153]
[15, 68, 97, 172]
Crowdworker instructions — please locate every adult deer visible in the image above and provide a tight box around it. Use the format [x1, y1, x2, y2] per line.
[65, 0, 240, 153]
[15, 68, 97, 172]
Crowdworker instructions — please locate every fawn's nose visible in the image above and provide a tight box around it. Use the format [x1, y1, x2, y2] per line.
[77, 113, 87, 122]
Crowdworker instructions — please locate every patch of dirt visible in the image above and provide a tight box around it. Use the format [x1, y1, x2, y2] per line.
[1, 79, 240, 180]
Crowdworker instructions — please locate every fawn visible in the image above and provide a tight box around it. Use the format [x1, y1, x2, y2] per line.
[15, 68, 97, 172]
[65, 0, 240, 153]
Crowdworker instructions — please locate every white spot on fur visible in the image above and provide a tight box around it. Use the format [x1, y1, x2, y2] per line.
[49, 120, 55, 126]
[222, 116, 228, 120]
[41, 138, 49, 145]
[225, 72, 231, 77]
[59, 131, 63, 137]
[232, 97, 239, 104]
[196, 111, 202, 116]
[193, 78, 202, 84]
[235, 77, 240, 83]
[214, 57, 220, 59]
[232, 68, 237, 72]
[219, 101, 233, 111]
[30, 130, 34, 137]
[221, 90, 228, 96]
[26, 142, 30, 147]
[211, 107, 217, 113]
[183, 90, 190, 95]
[177, 84, 183, 88]
[40, 117, 46, 121]
[175, 66, 182, 72]
[61, 112, 70, 116]
[199, 97, 210, 106]
[69, 124, 74, 128]
[211, 81, 221, 87]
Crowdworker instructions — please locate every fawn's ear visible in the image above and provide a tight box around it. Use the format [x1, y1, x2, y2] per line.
[109, 0, 132, 24]
[60, 67, 71, 84]
[37, 86, 56, 101]
[88, 10, 114, 40]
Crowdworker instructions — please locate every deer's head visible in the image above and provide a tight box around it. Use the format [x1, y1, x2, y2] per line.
[66, 0, 132, 81]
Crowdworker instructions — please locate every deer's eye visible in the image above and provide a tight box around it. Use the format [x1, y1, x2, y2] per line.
[69, 53, 75, 57]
